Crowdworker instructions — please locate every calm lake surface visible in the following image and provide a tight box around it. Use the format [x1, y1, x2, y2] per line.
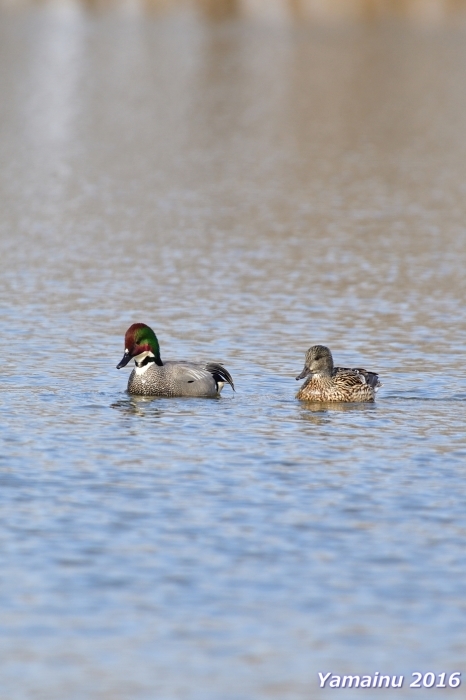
[1, 8, 466, 699]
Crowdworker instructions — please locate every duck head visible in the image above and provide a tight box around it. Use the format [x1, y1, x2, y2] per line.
[117, 323, 163, 369]
[296, 345, 334, 380]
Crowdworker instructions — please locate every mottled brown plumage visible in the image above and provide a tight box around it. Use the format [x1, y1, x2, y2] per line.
[296, 345, 381, 402]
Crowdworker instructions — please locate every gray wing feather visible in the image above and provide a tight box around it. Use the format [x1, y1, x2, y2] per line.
[169, 361, 235, 391]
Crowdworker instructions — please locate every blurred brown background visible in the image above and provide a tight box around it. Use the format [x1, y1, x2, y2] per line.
[2, 0, 466, 21]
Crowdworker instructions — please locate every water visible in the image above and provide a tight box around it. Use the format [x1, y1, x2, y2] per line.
[1, 9, 466, 699]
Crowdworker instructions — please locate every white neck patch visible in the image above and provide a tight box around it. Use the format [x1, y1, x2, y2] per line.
[133, 351, 155, 375]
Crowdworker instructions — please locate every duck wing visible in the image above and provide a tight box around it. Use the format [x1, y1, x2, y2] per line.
[167, 361, 235, 392]
[334, 366, 381, 390]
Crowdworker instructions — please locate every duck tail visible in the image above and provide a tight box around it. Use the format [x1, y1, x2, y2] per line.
[205, 363, 235, 391]
[357, 369, 381, 390]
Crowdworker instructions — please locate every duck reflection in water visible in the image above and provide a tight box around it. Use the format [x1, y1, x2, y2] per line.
[111, 395, 165, 419]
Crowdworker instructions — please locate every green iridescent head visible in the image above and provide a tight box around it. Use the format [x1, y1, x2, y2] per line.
[116, 323, 162, 369]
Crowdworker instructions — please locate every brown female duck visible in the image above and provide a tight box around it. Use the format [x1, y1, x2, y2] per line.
[296, 345, 381, 402]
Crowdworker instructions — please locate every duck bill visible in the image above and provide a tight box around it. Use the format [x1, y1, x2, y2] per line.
[117, 352, 132, 369]
[296, 365, 311, 381]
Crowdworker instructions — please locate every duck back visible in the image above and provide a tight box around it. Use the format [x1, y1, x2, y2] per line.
[127, 361, 234, 397]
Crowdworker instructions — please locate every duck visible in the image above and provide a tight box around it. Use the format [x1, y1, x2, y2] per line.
[296, 345, 381, 402]
[117, 323, 235, 397]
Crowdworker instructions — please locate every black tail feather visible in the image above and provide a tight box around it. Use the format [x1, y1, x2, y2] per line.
[205, 363, 235, 391]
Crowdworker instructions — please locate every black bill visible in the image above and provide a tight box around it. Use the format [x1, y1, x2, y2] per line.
[117, 352, 132, 369]
[295, 365, 310, 381]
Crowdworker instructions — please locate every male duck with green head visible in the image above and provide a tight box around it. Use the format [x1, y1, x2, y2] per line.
[117, 323, 235, 397]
